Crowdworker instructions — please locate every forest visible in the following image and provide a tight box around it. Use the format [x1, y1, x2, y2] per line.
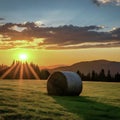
[0, 61, 50, 80]
[77, 69, 120, 82]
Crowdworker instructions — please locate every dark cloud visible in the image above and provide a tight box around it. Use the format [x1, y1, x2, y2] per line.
[0, 18, 5, 21]
[0, 22, 120, 50]
[92, 0, 101, 6]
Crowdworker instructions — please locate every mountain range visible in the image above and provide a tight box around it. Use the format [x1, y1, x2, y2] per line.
[49, 60, 120, 75]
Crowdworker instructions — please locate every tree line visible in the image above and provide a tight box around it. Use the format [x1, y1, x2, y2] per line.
[0, 61, 119, 81]
[77, 69, 120, 82]
[0, 61, 50, 80]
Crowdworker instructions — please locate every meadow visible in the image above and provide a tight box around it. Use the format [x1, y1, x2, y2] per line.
[0, 80, 120, 120]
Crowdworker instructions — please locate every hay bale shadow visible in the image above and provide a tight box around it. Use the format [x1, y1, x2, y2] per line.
[52, 96, 120, 120]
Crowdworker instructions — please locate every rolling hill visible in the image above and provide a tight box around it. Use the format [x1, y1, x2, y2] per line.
[50, 60, 120, 75]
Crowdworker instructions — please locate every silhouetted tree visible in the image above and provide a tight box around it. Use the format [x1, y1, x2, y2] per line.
[99, 69, 106, 81]
[91, 70, 97, 81]
[33, 64, 41, 77]
[115, 72, 120, 82]
[106, 70, 112, 81]
[77, 70, 86, 80]
[77, 70, 82, 77]
[86, 73, 91, 81]
[40, 69, 50, 80]
[0, 65, 9, 77]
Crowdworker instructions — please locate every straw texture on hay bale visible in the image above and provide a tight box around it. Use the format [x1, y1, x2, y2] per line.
[47, 71, 82, 96]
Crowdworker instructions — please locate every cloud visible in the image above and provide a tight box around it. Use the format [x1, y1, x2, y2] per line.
[34, 21, 45, 27]
[0, 34, 11, 41]
[0, 18, 5, 21]
[0, 22, 120, 50]
[93, 0, 120, 6]
[45, 41, 120, 50]
[9, 25, 27, 32]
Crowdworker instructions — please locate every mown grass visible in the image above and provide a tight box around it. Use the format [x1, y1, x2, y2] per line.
[0, 80, 120, 120]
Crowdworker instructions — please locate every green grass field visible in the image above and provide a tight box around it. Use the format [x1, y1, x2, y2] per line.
[0, 80, 120, 120]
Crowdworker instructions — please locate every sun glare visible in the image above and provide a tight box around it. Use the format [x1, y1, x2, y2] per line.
[19, 54, 28, 61]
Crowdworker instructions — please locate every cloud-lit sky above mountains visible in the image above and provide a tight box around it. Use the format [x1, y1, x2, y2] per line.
[0, 0, 120, 65]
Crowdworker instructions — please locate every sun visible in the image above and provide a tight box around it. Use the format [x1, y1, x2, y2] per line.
[19, 54, 28, 61]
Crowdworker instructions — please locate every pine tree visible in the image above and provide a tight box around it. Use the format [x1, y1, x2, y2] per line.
[107, 70, 112, 81]
[99, 69, 106, 81]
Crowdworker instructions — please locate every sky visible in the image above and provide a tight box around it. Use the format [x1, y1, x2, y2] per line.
[0, 0, 120, 66]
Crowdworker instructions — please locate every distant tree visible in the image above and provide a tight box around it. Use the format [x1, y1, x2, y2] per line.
[86, 72, 91, 81]
[77, 70, 81, 76]
[91, 70, 97, 81]
[34, 65, 41, 77]
[99, 69, 106, 81]
[106, 70, 112, 81]
[115, 72, 120, 82]
[77, 70, 85, 81]
[12, 60, 15, 65]
[40, 69, 50, 80]
[0, 65, 9, 77]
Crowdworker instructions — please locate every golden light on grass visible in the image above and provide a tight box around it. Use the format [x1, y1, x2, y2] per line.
[19, 53, 28, 61]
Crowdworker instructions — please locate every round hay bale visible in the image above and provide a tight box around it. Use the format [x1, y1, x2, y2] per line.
[47, 71, 82, 96]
